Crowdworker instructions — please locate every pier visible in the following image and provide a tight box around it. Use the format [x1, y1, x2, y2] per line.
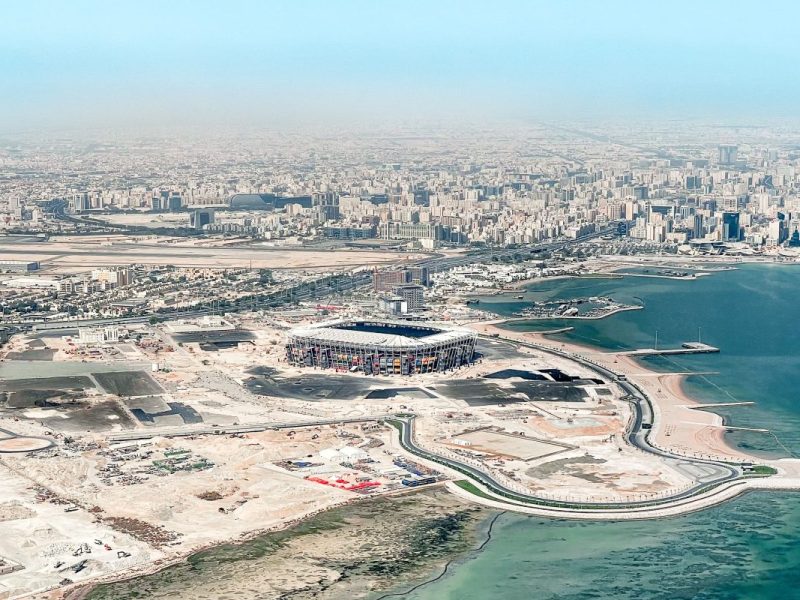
[685, 423, 769, 433]
[617, 342, 720, 357]
[687, 402, 755, 409]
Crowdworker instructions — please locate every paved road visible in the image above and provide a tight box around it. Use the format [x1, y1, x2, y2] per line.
[4, 225, 615, 331]
[0, 426, 55, 453]
[388, 333, 742, 510]
[393, 414, 739, 510]
[502, 335, 739, 472]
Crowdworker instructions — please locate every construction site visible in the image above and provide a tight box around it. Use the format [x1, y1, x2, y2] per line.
[0, 306, 717, 598]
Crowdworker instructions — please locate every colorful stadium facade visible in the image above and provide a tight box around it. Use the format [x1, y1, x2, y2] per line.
[286, 320, 477, 375]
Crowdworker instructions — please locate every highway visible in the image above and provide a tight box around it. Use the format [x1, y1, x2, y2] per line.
[3, 220, 615, 331]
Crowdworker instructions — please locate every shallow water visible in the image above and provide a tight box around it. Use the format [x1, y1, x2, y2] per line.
[409, 262, 800, 599]
[487, 263, 800, 457]
[408, 491, 800, 600]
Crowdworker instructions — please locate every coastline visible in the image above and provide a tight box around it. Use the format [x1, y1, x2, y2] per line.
[370, 510, 507, 600]
[468, 319, 755, 463]
[66, 487, 490, 600]
[28, 262, 800, 599]
[505, 304, 642, 322]
[62, 494, 365, 600]
[57, 316, 749, 599]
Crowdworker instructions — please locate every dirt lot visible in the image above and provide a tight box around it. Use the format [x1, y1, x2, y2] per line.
[452, 429, 570, 461]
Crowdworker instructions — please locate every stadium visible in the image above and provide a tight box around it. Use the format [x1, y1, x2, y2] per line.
[286, 320, 477, 375]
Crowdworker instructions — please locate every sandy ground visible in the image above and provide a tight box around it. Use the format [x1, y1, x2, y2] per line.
[0, 463, 161, 600]
[469, 320, 755, 462]
[0, 427, 369, 599]
[69, 488, 486, 600]
[1, 311, 793, 598]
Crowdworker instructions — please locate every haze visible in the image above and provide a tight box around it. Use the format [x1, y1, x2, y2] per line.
[1, 0, 799, 132]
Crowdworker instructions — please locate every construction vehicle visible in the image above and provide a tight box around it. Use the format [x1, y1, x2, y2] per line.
[71, 560, 87, 573]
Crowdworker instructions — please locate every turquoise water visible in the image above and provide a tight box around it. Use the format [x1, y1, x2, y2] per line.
[481, 263, 800, 457]
[409, 263, 800, 599]
[409, 492, 800, 600]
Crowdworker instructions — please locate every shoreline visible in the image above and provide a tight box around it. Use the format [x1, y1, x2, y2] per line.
[66, 487, 488, 600]
[469, 319, 755, 463]
[371, 510, 507, 600]
[62, 493, 366, 600]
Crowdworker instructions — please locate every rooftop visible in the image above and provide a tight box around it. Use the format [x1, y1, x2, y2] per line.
[289, 319, 475, 349]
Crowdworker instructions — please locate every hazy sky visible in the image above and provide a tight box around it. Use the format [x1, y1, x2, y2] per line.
[1, 0, 798, 132]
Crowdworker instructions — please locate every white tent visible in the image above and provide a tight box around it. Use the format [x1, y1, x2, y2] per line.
[340, 446, 368, 460]
[319, 448, 342, 461]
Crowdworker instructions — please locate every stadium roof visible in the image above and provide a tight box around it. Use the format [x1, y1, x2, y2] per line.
[289, 319, 475, 350]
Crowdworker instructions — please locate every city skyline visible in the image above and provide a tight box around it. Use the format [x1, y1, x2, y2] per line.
[2, 0, 800, 133]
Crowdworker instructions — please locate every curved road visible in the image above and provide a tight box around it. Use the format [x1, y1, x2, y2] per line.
[0, 427, 55, 454]
[390, 334, 742, 511]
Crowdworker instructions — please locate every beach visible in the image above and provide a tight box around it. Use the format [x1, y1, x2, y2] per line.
[469, 319, 755, 463]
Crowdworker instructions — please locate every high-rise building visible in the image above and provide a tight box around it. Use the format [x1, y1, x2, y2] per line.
[379, 222, 443, 240]
[71, 193, 91, 213]
[722, 212, 741, 241]
[373, 266, 430, 292]
[718, 145, 738, 165]
[190, 208, 215, 230]
[91, 267, 133, 287]
[692, 215, 704, 239]
[314, 192, 340, 221]
[392, 284, 425, 311]
[406, 266, 430, 286]
[373, 269, 409, 292]
[167, 195, 183, 211]
[378, 295, 407, 315]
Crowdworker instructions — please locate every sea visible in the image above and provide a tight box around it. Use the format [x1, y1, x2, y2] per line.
[406, 262, 800, 600]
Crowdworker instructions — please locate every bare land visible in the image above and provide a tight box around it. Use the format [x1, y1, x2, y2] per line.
[469, 320, 756, 463]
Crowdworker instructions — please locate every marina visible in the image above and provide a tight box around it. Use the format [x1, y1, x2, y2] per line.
[512, 296, 642, 320]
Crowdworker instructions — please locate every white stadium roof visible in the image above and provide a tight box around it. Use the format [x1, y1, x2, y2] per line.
[289, 319, 476, 349]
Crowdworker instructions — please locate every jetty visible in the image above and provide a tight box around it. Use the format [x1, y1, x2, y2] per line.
[685, 423, 769, 433]
[687, 402, 755, 409]
[617, 342, 720, 357]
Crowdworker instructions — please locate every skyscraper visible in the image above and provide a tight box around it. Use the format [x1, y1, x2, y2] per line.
[722, 212, 741, 241]
[718, 145, 738, 165]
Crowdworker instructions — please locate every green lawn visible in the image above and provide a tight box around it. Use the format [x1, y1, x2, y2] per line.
[453, 480, 501, 501]
[747, 465, 778, 476]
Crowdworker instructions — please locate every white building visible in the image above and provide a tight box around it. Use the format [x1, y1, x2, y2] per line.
[77, 326, 120, 345]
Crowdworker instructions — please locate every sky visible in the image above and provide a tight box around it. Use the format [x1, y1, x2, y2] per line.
[1, 0, 798, 132]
